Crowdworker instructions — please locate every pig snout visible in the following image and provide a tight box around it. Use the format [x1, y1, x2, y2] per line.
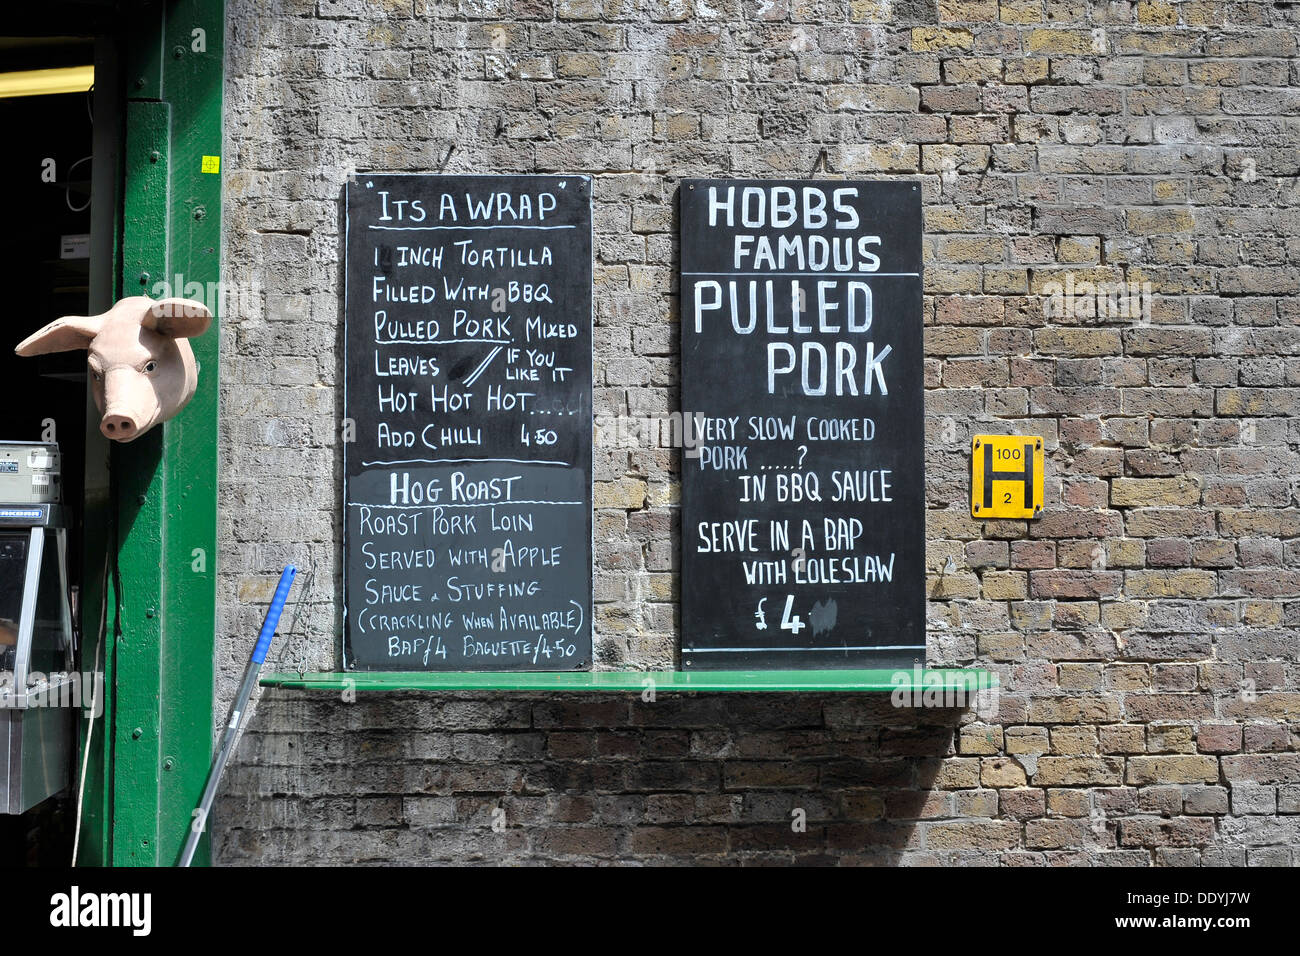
[101, 412, 141, 440]
[99, 368, 160, 442]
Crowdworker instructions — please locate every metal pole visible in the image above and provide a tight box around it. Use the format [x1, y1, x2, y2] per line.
[178, 565, 296, 867]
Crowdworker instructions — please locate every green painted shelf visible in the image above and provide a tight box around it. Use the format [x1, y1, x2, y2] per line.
[259, 669, 997, 694]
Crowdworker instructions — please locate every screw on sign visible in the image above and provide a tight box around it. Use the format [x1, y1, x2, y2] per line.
[971, 434, 1044, 520]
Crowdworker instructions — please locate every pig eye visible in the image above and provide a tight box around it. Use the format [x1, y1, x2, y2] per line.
[89, 369, 101, 382]
[144, 361, 158, 374]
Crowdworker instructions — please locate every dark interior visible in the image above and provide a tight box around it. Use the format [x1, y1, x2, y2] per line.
[0, 49, 95, 866]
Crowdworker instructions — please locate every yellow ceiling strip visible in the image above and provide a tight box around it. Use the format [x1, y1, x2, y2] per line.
[0, 65, 94, 100]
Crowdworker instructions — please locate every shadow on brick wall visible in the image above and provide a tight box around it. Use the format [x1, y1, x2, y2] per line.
[214, 690, 970, 865]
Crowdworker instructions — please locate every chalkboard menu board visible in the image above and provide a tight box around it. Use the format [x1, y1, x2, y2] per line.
[680, 180, 924, 670]
[343, 174, 592, 671]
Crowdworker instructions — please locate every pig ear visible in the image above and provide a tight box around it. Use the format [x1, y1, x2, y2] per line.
[142, 298, 211, 339]
[15, 315, 104, 356]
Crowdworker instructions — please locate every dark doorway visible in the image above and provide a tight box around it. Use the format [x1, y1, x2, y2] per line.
[0, 43, 96, 867]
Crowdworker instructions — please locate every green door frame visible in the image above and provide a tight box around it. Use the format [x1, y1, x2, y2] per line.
[74, 0, 225, 867]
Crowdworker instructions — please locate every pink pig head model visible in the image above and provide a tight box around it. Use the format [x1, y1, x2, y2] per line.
[15, 296, 211, 442]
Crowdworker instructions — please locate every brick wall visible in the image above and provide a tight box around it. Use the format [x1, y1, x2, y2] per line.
[213, 0, 1300, 864]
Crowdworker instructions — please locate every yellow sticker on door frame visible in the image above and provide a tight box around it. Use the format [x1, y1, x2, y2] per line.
[972, 434, 1044, 519]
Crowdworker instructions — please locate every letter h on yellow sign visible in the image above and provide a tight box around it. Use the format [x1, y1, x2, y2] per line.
[971, 434, 1044, 519]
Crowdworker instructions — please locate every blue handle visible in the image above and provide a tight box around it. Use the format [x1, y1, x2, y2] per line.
[251, 566, 297, 664]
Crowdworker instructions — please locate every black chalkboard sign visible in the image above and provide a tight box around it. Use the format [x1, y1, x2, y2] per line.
[343, 174, 592, 671]
[679, 180, 924, 670]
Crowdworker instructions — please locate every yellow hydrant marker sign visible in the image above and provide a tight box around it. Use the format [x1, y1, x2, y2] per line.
[972, 434, 1043, 519]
